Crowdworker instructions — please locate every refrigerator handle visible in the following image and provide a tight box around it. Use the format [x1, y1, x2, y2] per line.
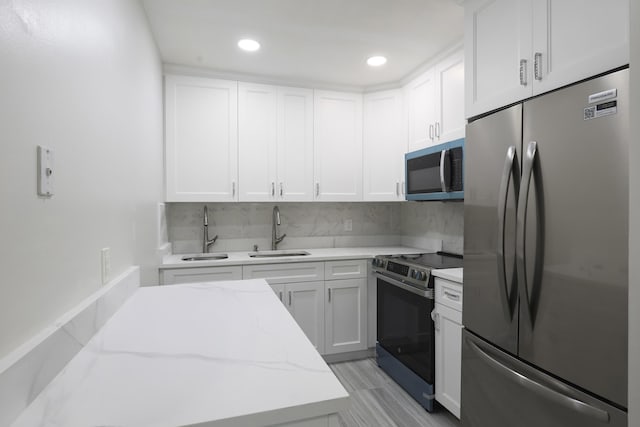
[467, 337, 610, 423]
[516, 141, 545, 327]
[497, 146, 520, 320]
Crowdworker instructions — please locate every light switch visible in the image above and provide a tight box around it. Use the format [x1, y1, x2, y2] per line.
[37, 145, 54, 197]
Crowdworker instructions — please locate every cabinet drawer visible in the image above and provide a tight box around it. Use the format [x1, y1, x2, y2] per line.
[242, 262, 324, 284]
[161, 266, 242, 285]
[325, 260, 367, 280]
[435, 278, 463, 312]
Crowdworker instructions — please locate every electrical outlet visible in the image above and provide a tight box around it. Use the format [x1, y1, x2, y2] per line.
[344, 219, 353, 232]
[101, 248, 111, 285]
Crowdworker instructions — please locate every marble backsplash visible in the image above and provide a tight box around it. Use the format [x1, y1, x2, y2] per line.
[167, 201, 464, 254]
[399, 201, 464, 255]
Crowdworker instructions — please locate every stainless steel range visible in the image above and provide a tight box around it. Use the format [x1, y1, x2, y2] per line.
[372, 251, 463, 412]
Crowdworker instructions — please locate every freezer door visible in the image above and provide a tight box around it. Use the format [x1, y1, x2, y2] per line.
[519, 68, 629, 408]
[463, 104, 522, 355]
[461, 330, 627, 427]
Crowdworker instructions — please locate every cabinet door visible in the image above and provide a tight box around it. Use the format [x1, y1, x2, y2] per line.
[165, 75, 238, 201]
[324, 278, 367, 354]
[277, 87, 314, 201]
[238, 83, 277, 201]
[363, 90, 406, 201]
[434, 303, 462, 419]
[531, 0, 629, 95]
[313, 90, 363, 201]
[286, 281, 325, 354]
[161, 266, 243, 285]
[435, 50, 465, 142]
[270, 283, 286, 305]
[407, 69, 437, 151]
[464, 0, 532, 118]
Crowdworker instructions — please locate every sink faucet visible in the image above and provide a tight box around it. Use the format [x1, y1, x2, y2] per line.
[272, 206, 286, 250]
[202, 206, 218, 253]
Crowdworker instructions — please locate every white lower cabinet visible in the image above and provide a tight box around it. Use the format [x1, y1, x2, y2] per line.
[324, 278, 367, 355]
[324, 260, 367, 355]
[433, 277, 463, 419]
[163, 259, 369, 356]
[271, 282, 326, 354]
[160, 266, 242, 285]
[244, 262, 326, 353]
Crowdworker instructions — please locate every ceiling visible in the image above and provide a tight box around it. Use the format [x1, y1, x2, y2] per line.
[141, 0, 464, 89]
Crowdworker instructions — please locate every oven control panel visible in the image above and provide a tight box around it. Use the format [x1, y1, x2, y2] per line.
[372, 256, 432, 289]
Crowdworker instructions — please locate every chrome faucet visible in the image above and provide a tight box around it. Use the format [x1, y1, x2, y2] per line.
[202, 206, 218, 253]
[272, 206, 286, 250]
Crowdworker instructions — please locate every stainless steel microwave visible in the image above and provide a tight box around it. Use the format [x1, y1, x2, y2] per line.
[405, 138, 464, 201]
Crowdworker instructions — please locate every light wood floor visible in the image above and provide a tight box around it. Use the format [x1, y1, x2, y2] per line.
[329, 358, 461, 427]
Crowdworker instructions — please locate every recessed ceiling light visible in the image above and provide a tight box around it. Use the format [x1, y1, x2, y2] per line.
[367, 56, 387, 67]
[238, 39, 260, 52]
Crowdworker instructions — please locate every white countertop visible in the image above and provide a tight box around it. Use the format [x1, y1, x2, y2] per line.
[11, 280, 349, 427]
[161, 246, 426, 269]
[432, 268, 463, 283]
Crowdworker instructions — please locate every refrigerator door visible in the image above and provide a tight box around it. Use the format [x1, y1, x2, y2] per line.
[519, 68, 629, 407]
[463, 104, 522, 355]
[461, 330, 627, 427]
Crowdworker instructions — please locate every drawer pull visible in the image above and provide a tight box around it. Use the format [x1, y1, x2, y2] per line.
[444, 290, 460, 301]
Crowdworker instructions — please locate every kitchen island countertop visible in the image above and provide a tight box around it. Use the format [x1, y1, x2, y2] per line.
[11, 279, 349, 427]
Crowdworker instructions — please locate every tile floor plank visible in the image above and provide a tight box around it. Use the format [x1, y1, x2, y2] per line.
[330, 358, 460, 427]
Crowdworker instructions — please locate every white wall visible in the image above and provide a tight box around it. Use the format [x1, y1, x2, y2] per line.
[629, 0, 639, 423]
[0, 0, 163, 360]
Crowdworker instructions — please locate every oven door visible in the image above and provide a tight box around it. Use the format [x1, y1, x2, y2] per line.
[376, 273, 435, 384]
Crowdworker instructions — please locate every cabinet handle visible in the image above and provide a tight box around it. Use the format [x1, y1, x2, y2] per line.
[396, 182, 400, 196]
[271, 182, 275, 197]
[534, 52, 543, 81]
[429, 124, 434, 140]
[279, 291, 283, 302]
[444, 290, 460, 301]
[519, 59, 528, 86]
[315, 182, 320, 197]
[435, 122, 440, 139]
[401, 181, 405, 195]
[232, 181, 236, 197]
[280, 182, 284, 197]
[328, 288, 332, 302]
[288, 291, 292, 306]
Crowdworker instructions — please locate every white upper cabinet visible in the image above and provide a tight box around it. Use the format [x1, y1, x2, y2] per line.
[277, 86, 314, 201]
[363, 90, 406, 201]
[465, 0, 629, 118]
[238, 84, 314, 202]
[165, 75, 238, 202]
[407, 69, 437, 151]
[435, 49, 466, 143]
[407, 48, 465, 151]
[464, 0, 532, 119]
[531, 0, 629, 95]
[314, 90, 363, 201]
[238, 82, 278, 201]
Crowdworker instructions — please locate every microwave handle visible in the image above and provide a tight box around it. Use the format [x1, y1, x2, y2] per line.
[440, 149, 451, 192]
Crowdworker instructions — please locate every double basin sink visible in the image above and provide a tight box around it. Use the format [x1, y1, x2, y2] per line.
[181, 250, 310, 262]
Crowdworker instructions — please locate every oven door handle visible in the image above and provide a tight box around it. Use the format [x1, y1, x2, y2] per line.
[373, 272, 432, 299]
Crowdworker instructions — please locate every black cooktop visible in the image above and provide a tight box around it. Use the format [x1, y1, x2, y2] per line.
[387, 251, 463, 269]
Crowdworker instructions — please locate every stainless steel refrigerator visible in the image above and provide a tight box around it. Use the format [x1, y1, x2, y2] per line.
[462, 68, 629, 426]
